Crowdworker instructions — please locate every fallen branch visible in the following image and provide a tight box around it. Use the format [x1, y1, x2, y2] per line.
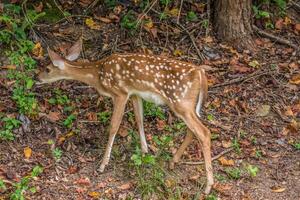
[211, 69, 274, 88]
[253, 26, 298, 50]
[176, 23, 206, 61]
[181, 147, 234, 165]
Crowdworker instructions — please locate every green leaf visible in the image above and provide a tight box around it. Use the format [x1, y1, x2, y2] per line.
[26, 79, 34, 89]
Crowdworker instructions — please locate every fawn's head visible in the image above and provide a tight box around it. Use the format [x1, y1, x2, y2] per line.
[37, 39, 82, 84]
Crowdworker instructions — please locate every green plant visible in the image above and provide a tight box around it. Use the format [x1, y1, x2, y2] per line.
[201, 19, 209, 29]
[104, 0, 117, 8]
[186, 11, 198, 22]
[0, 117, 21, 141]
[293, 142, 300, 150]
[0, 179, 6, 191]
[205, 193, 218, 200]
[143, 101, 166, 120]
[246, 164, 259, 177]
[255, 149, 262, 158]
[0, 3, 45, 116]
[48, 89, 70, 105]
[52, 148, 63, 161]
[97, 111, 112, 124]
[232, 137, 241, 154]
[10, 166, 43, 200]
[214, 173, 227, 182]
[207, 113, 214, 121]
[63, 114, 76, 128]
[160, 0, 172, 6]
[225, 167, 241, 179]
[121, 10, 138, 31]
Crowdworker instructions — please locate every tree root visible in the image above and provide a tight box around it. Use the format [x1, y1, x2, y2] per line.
[253, 26, 298, 50]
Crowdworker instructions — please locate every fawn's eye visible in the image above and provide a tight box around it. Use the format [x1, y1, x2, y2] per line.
[45, 67, 51, 73]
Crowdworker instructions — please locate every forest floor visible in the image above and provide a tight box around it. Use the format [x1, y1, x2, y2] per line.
[0, 1, 300, 200]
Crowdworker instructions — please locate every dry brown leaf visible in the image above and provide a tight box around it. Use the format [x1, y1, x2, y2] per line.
[284, 106, 294, 116]
[283, 16, 292, 25]
[1, 65, 16, 70]
[156, 119, 166, 131]
[46, 111, 61, 122]
[67, 166, 78, 174]
[214, 182, 233, 193]
[275, 19, 284, 29]
[24, 147, 32, 159]
[289, 74, 300, 85]
[34, 2, 43, 12]
[85, 18, 102, 30]
[218, 156, 234, 166]
[86, 112, 97, 121]
[173, 49, 183, 57]
[88, 191, 101, 199]
[74, 177, 91, 186]
[222, 140, 232, 148]
[117, 182, 131, 190]
[295, 24, 300, 31]
[203, 36, 213, 43]
[118, 127, 128, 137]
[32, 42, 43, 58]
[94, 16, 112, 23]
[166, 8, 179, 17]
[271, 186, 286, 193]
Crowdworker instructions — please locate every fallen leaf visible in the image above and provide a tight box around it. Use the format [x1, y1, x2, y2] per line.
[256, 105, 271, 117]
[275, 19, 283, 29]
[46, 111, 61, 122]
[218, 156, 234, 166]
[86, 112, 97, 121]
[0, 65, 16, 70]
[156, 119, 166, 131]
[295, 24, 300, 31]
[248, 60, 260, 68]
[96, 182, 107, 189]
[74, 177, 91, 186]
[289, 74, 300, 85]
[283, 16, 291, 25]
[230, 64, 252, 73]
[32, 42, 43, 58]
[222, 140, 232, 148]
[214, 182, 233, 193]
[88, 191, 101, 199]
[173, 49, 183, 57]
[85, 18, 102, 30]
[166, 8, 179, 17]
[94, 16, 112, 23]
[284, 106, 294, 116]
[67, 166, 78, 174]
[118, 127, 128, 137]
[271, 186, 286, 193]
[203, 36, 213, 43]
[33, 2, 43, 12]
[24, 147, 32, 159]
[117, 182, 131, 190]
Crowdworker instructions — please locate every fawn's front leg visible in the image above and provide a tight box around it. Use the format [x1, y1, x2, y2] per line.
[131, 95, 148, 153]
[99, 95, 128, 172]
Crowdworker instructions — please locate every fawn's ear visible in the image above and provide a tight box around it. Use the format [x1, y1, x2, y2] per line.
[48, 48, 65, 70]
[66, 39, 82, 61]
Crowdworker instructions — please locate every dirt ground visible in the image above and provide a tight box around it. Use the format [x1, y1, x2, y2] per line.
[0, 2, 300, 200]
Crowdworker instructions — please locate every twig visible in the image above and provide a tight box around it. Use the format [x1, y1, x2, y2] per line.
[176, 23, 206, 61]
[137, 0, 158, 26]
[181, 147, 234, 165]
[211, 69, 273, 88]
[205, 0, 210, 37]
[253, 26, 298, 50]
[177, 0, 184, 24]
[289, 0, 300, 12]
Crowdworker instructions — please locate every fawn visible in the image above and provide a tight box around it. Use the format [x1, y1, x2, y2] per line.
[37, 39, 213, 194]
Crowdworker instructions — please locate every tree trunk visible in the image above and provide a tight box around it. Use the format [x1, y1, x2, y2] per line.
[213, 0, 253, 50]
